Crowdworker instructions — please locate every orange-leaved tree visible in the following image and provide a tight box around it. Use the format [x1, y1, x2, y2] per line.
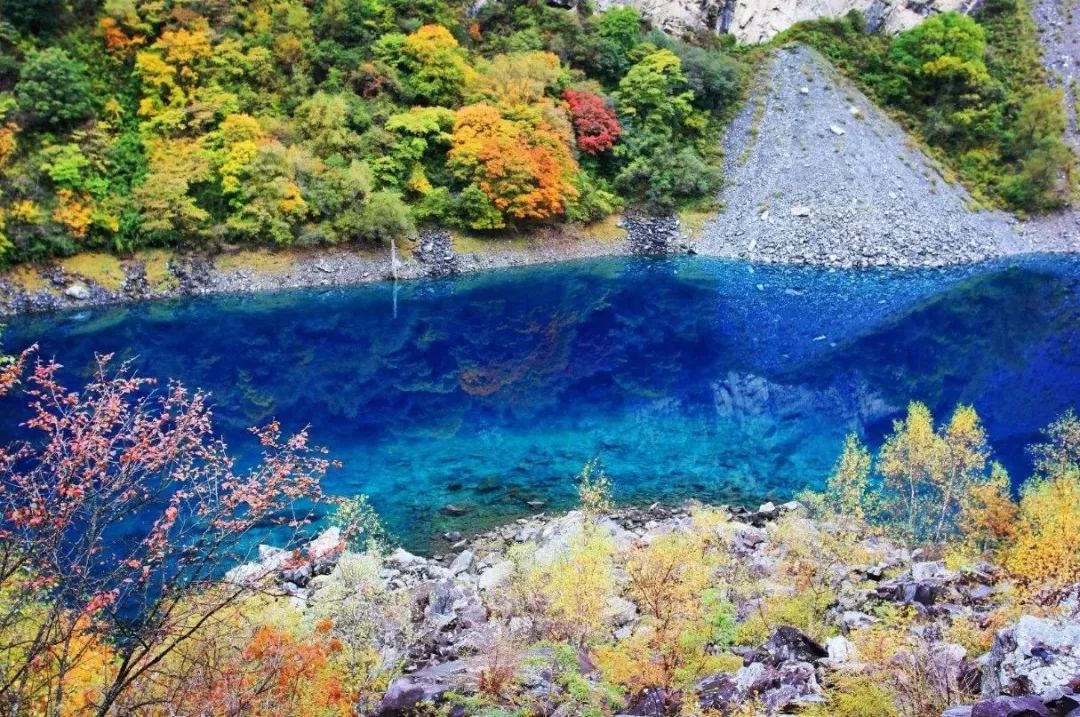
[447, 103, 579, 229]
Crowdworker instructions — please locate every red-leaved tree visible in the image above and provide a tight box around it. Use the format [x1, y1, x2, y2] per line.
[0, 348, 335, 716]
[563, 89, 621, 155]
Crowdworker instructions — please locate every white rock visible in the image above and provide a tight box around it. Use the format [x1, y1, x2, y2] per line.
[790, 206, 813, 217]
[829, 124, 846, 136]
[593, 0, 972, 44]
[477, 560, 514, 591]
[307, 526, 342, 557]
[910, 560, 949, 582]
[826, 635, 858, 663]
[449, 549, 474, 576]
[386, 547, 427, 570]
[224, 561, 269, 586]
[64, 282, 92, 301]
[604, 596, 639, 626]
[982, 616, 1080, 697]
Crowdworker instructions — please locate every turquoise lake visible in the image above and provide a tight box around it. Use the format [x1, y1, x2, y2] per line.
[4, 256, 1080, 552]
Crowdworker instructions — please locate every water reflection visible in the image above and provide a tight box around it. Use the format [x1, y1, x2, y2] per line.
[4, 256, 1079, 551]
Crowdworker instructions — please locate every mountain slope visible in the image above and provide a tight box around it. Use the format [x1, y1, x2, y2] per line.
[699, 44, 1024, 268]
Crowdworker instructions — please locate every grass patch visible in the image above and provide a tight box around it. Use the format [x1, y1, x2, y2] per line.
[677, 206, 717, 241]
[59, 252, 126, 291]
[135, 249, 179, 292]
[578, 213, 628, 244]
[215, 249, 301, 275]
[450, 230, 532, 254]
[1, 264, 50, 293]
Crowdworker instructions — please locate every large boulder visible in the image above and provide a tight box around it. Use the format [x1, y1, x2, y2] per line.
[591, 0, 975, 44]
[376, 660, 472, 715]
[696, 659, 823, 712]
[982, 617, 1080, 698]
[970, 696, 1050, 717]
[760, 626, 828, 665]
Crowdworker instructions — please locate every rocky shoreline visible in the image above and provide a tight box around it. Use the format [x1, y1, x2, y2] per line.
[0, 216, 694, 317]
[0, 205, 1075, 319]
[230, 501, 1080, 717]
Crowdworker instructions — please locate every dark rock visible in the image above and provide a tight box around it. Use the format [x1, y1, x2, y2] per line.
[970, 696, 1049, 717]
[624, 213, 686, 256]
[376, 660, 471, 715]
[697, 672, 740, 711]
[440, 504, 469, 517]
[413, 229, 459, 277]
[281, 561, 312, 587]
[697, 659, 822, 713]
[760, 626, 828, 665]
[943, 707, 973, 717]
[623, 687, 676, 716]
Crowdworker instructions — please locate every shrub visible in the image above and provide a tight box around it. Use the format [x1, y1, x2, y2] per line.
[735, 588, 836, 646]
[577, 458, 614, 519]
[595, 532, 732, 703]
[804, 673, 900, 717]
[307, 551, 415, 707]
[563, 89, 621, 155]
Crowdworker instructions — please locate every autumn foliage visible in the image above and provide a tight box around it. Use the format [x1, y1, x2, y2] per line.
[448, 103, 579, 228]
[563, 89, 622, 155]
[0, 349, 335, 715]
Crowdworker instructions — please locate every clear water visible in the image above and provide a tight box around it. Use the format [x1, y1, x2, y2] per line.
[4, 256, 1080, 552]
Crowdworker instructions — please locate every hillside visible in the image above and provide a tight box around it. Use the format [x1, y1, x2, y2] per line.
[700, 44, 1019, 268]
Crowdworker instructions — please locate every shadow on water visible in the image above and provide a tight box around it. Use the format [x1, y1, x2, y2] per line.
[3, 255, 1080, 552]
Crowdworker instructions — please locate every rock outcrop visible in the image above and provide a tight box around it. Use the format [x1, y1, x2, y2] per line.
[593, 0, 978, 43]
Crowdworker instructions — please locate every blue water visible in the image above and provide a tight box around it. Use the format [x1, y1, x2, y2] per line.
[4, 256, 1080, 552]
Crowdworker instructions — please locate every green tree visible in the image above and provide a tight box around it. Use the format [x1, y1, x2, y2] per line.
[1001, 89, 1074, 209]
[589, 7, 642, 81]
[0, 0, 68, 35]
[15, 48, 94, 128]
[887, 12, 994, 140]
[378, 24, 476, 106]
[615, 49, 695, 136]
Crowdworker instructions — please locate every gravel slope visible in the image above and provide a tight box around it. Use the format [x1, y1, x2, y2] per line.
[699, 44, 1022, 268]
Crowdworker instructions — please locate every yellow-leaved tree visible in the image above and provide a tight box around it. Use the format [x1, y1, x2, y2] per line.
[878, 402, 994, 543]
[1002, 411, 1080, 589]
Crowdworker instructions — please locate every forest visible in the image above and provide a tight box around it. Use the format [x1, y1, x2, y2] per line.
[0, 0, 743, 266]
[0, 0, 1073, 268]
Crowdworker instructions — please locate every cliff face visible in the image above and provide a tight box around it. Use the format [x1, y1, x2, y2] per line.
[592, 0, 978, 42]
